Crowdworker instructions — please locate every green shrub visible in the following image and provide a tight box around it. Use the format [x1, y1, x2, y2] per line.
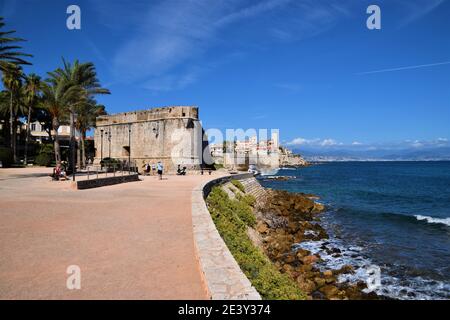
[236, 193, 256, 207]
[214, 163, 224, 170]
[0, 147, 13, 167]
[35, 152, 53, 166]
[231, 179, 245, 193]
[35, 144, 54, 167]
[100, 157, 121, 167]
[206, 187, 305, 300]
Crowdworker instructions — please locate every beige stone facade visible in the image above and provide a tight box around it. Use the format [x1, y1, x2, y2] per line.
[94, 106, 211, 173]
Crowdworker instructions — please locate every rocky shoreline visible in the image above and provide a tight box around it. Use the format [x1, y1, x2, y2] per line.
[252, 189, 381, 300]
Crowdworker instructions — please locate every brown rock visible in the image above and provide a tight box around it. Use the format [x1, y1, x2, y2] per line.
[334, 265, 354, 275]
[296, 249, 310, 258]
[256, 222, 269, 234]
[312, 202, 325, 213]
[323, 270, 333, 277]
[314, 277, 326, 288]
[298, 264, 313, 273]
[302, 255, 319, 265]
[282, 264, 294, 273]
[296, 276, 316, 294]
[320, 285, 340, 298]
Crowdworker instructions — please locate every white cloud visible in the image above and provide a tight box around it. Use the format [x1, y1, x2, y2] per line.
[93, 0, 354, 90]
[286, 137, 450, 150]
[320, 139, 341, 146]
[89, 0, 446, 91]
[398, 0, 445, 26]
[286, 137, 342, 147]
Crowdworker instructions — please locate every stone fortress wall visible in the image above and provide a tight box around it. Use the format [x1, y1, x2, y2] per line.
[94, 106, 211, 173]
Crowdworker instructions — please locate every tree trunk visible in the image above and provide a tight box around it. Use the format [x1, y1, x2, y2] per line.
[24, 107, 32, 165]
[81, 131, 86, 169]
[54, 134, 61, 165]
[52, 117, 61, 165]
[77, 139, 82, 169]
[69, 111, 76, 173]
[9, 91, 17, 163]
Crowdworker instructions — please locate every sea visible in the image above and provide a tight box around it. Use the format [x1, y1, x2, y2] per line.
[258, 161, 450, 300]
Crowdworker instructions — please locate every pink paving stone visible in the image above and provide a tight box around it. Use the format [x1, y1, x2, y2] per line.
[0, 167, 222, 300]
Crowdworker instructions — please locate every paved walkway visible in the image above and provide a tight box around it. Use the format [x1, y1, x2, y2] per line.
[0, 167, 220, 299]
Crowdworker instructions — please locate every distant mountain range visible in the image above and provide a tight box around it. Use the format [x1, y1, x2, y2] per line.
[293, 147, 450, 162]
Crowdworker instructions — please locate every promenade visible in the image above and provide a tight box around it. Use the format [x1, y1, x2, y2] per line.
[0, 167, 220, 299]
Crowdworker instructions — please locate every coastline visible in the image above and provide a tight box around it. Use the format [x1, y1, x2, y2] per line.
[205, 175, 381, 300]
[253, 187, 381, 300]
[258, 162, 450, 300]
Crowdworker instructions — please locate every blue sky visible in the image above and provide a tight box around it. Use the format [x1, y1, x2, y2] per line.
[1, 0, 450, 151]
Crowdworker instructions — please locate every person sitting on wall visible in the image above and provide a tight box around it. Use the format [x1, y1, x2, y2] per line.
[60, 167, 68, 181]
[51, 165, 61, 181]
[144, 162, 151, 175]
[177, 165, 186, 176]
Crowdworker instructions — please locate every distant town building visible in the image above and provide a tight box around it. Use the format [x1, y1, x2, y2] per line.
[209, 143, 224, 158]
[25, 121, 79, 143]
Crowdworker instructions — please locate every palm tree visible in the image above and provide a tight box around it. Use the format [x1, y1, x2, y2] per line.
[75, 99, 106, 168]
[40, 80, 83, 165]
[22, 73, 41, 164]
[48, 59, 110, 169]
[0, 90, 9, 144]
[48, 59, 110, 96]
[0, 17, 32, 73]
[1, 63, 23, 162]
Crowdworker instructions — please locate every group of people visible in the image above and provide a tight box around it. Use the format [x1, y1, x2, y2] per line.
[142, 162, 194, 179]
[143, 161, 164, 180]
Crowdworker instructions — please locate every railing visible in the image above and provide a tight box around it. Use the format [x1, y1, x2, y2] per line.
[83, 159, 139, 180]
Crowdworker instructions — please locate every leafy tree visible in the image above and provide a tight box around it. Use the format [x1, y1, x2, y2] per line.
[0, 17, 32, 73]
[46, 59, 110, 168]
[40, 79, 83, 165]
[75, 99, 106, 168]
[1, 63, 23, 162]
[22, 73, 41, 164]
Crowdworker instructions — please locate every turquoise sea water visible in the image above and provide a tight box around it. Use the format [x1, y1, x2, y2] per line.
[258, 161, 450, 300]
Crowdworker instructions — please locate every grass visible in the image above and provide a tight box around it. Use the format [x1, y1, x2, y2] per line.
[206, 186, 306, 300]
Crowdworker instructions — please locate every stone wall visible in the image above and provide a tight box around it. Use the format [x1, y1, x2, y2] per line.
[73, 173, 140, 190]
[191, 173, 261, 300]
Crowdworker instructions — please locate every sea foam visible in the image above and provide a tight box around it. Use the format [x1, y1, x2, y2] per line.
[415, 215, 450, 227]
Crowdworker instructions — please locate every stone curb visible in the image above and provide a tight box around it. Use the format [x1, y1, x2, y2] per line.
[191, 173, 261, 300]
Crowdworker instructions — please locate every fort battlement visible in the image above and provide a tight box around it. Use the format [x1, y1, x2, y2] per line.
[96, 106, 199, 126]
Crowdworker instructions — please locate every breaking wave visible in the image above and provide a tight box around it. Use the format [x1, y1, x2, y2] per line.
[415, 215, 450, 227]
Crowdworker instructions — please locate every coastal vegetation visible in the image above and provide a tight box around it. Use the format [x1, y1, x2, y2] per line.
[207, 178, 380, 300]
[206, 186, 306, 300]
[230, 179, 245, 193]
[0, 16, 109, 168]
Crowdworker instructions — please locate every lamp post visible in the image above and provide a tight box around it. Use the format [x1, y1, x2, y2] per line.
[108, 129, 111, 159]
[128, 123, 131, 172]
[100, 129, 104, 168]
[70, 111, 77, 181]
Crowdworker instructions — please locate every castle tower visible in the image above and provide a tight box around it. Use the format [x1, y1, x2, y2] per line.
[94, 106, 210, 173]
